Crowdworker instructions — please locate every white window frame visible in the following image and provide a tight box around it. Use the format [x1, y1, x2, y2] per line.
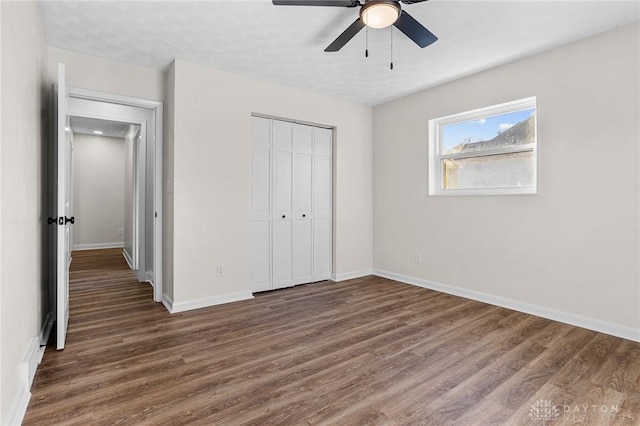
[428, 96, 538, 196]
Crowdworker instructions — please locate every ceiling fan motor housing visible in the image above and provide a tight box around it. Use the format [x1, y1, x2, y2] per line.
[360, 0, 402, 29]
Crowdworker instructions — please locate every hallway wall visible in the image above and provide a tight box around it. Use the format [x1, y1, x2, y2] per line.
[72, 133, 125, 250]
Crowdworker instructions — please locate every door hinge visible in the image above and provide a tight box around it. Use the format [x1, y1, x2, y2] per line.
[47, 216, 75, 225]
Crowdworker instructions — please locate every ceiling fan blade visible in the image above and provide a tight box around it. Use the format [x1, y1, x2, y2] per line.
[393, 10, 437, 48]
[273, 0, 359, 6]
[324, 18, 365, 52]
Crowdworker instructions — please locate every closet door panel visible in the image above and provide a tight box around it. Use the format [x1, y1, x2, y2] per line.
[313, 218, 332, 281]
[314, 127, 333, 282]
[314, 156, 332, 218]
[251, 117, 272, 291]
[273, 219, 293, 289]
[293, 124, 314, 284]
[293, 219, 312, 284]
[273, 150, 292, 216]
[273, 119, 293, 216]
[251, 149, 270, 221]
[273, 120, 293, 151]
[315, 127, 332, 157]
[292, 153, 313, 284]
[252, 116, 271, 150]
[294, 124, 314, 152]
[272, 120, 294, 289]
[251, 221, 271, 292]
[293, 153, 313, 214]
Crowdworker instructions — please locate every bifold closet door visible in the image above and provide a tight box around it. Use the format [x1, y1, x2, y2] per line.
[292, 124, 313, 285]
[251, 117, 272, 292]
[313, 127, 332, 282]
[272, 120, 294, 289]
[252, 116, 332, 293]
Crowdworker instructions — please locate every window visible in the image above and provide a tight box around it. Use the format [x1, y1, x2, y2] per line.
[428, 97, 537, 196]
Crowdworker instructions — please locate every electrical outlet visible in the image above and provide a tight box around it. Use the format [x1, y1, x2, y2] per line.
[217, 264, 225, 277]
[118, 228, 124, 236]
[414, 252, 423, 264]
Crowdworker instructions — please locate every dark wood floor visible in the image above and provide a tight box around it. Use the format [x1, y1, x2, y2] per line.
[24, 249, 640, 425]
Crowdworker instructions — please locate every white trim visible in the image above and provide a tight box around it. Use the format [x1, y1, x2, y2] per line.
[153, 103, 164, 303]
[73, 242, 124, 250]
[374, 269, 640, 343]
[251, 112, 334, 130]
[68, 86, 163, 304]
[24, 338, 40, 388]
[162, 293, 174, 313]
[165, 291, 255, 314]
[331, 269, 373, 282]
[7, 380, 30, 426]
[123, 250, 134, 270]
[8, 311, 52, 426]
[69, 87, 161, 108]
[435, 96, 537, 126]
[428, 96, 538, 196]
[428, 185, 538, 197]
[146, 270, 154, 283]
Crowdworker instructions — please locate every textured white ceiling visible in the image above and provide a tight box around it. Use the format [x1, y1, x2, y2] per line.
[38, 0, 639, 106]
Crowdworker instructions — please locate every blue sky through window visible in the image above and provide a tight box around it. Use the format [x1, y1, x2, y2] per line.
[442, 108, 535, 153]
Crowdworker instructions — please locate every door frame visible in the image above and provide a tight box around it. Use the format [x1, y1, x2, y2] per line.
[250, 114, 335, 292]
[55, 63, 71, 350]
[68, 87, 164, 303]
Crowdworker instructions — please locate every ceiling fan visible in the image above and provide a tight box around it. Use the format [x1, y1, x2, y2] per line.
[272, 0, 437, 52]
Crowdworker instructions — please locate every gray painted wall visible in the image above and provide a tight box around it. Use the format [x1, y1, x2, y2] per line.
[72, 133, 125, 249]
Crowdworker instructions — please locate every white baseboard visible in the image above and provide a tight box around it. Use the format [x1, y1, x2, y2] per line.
[7, 377, 30, 426]
[24, 338, 40, 389]
[166, 291, 254, 314]
[8, 312, 53, 426]
[331, 269, 373, 282]
[73, 242, 124, 250]
[145, 270, 154, 283]
[122, 250, 133, 269]
[374, 269, 640, 343]
[162, 294, 174, 313]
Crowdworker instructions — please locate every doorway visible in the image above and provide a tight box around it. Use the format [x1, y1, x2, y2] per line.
[69, 117, 140, 261]
[67, 88, 163, 302]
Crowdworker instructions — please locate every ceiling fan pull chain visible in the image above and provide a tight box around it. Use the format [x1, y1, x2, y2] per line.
[365, 26, 369, 58]
[390, 26, 394, 70]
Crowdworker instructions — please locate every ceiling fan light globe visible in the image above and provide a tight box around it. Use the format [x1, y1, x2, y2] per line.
[361, 2, 400, 29]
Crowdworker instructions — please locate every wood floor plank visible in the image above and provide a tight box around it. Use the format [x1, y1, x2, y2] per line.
[23, 248, 640, 425]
